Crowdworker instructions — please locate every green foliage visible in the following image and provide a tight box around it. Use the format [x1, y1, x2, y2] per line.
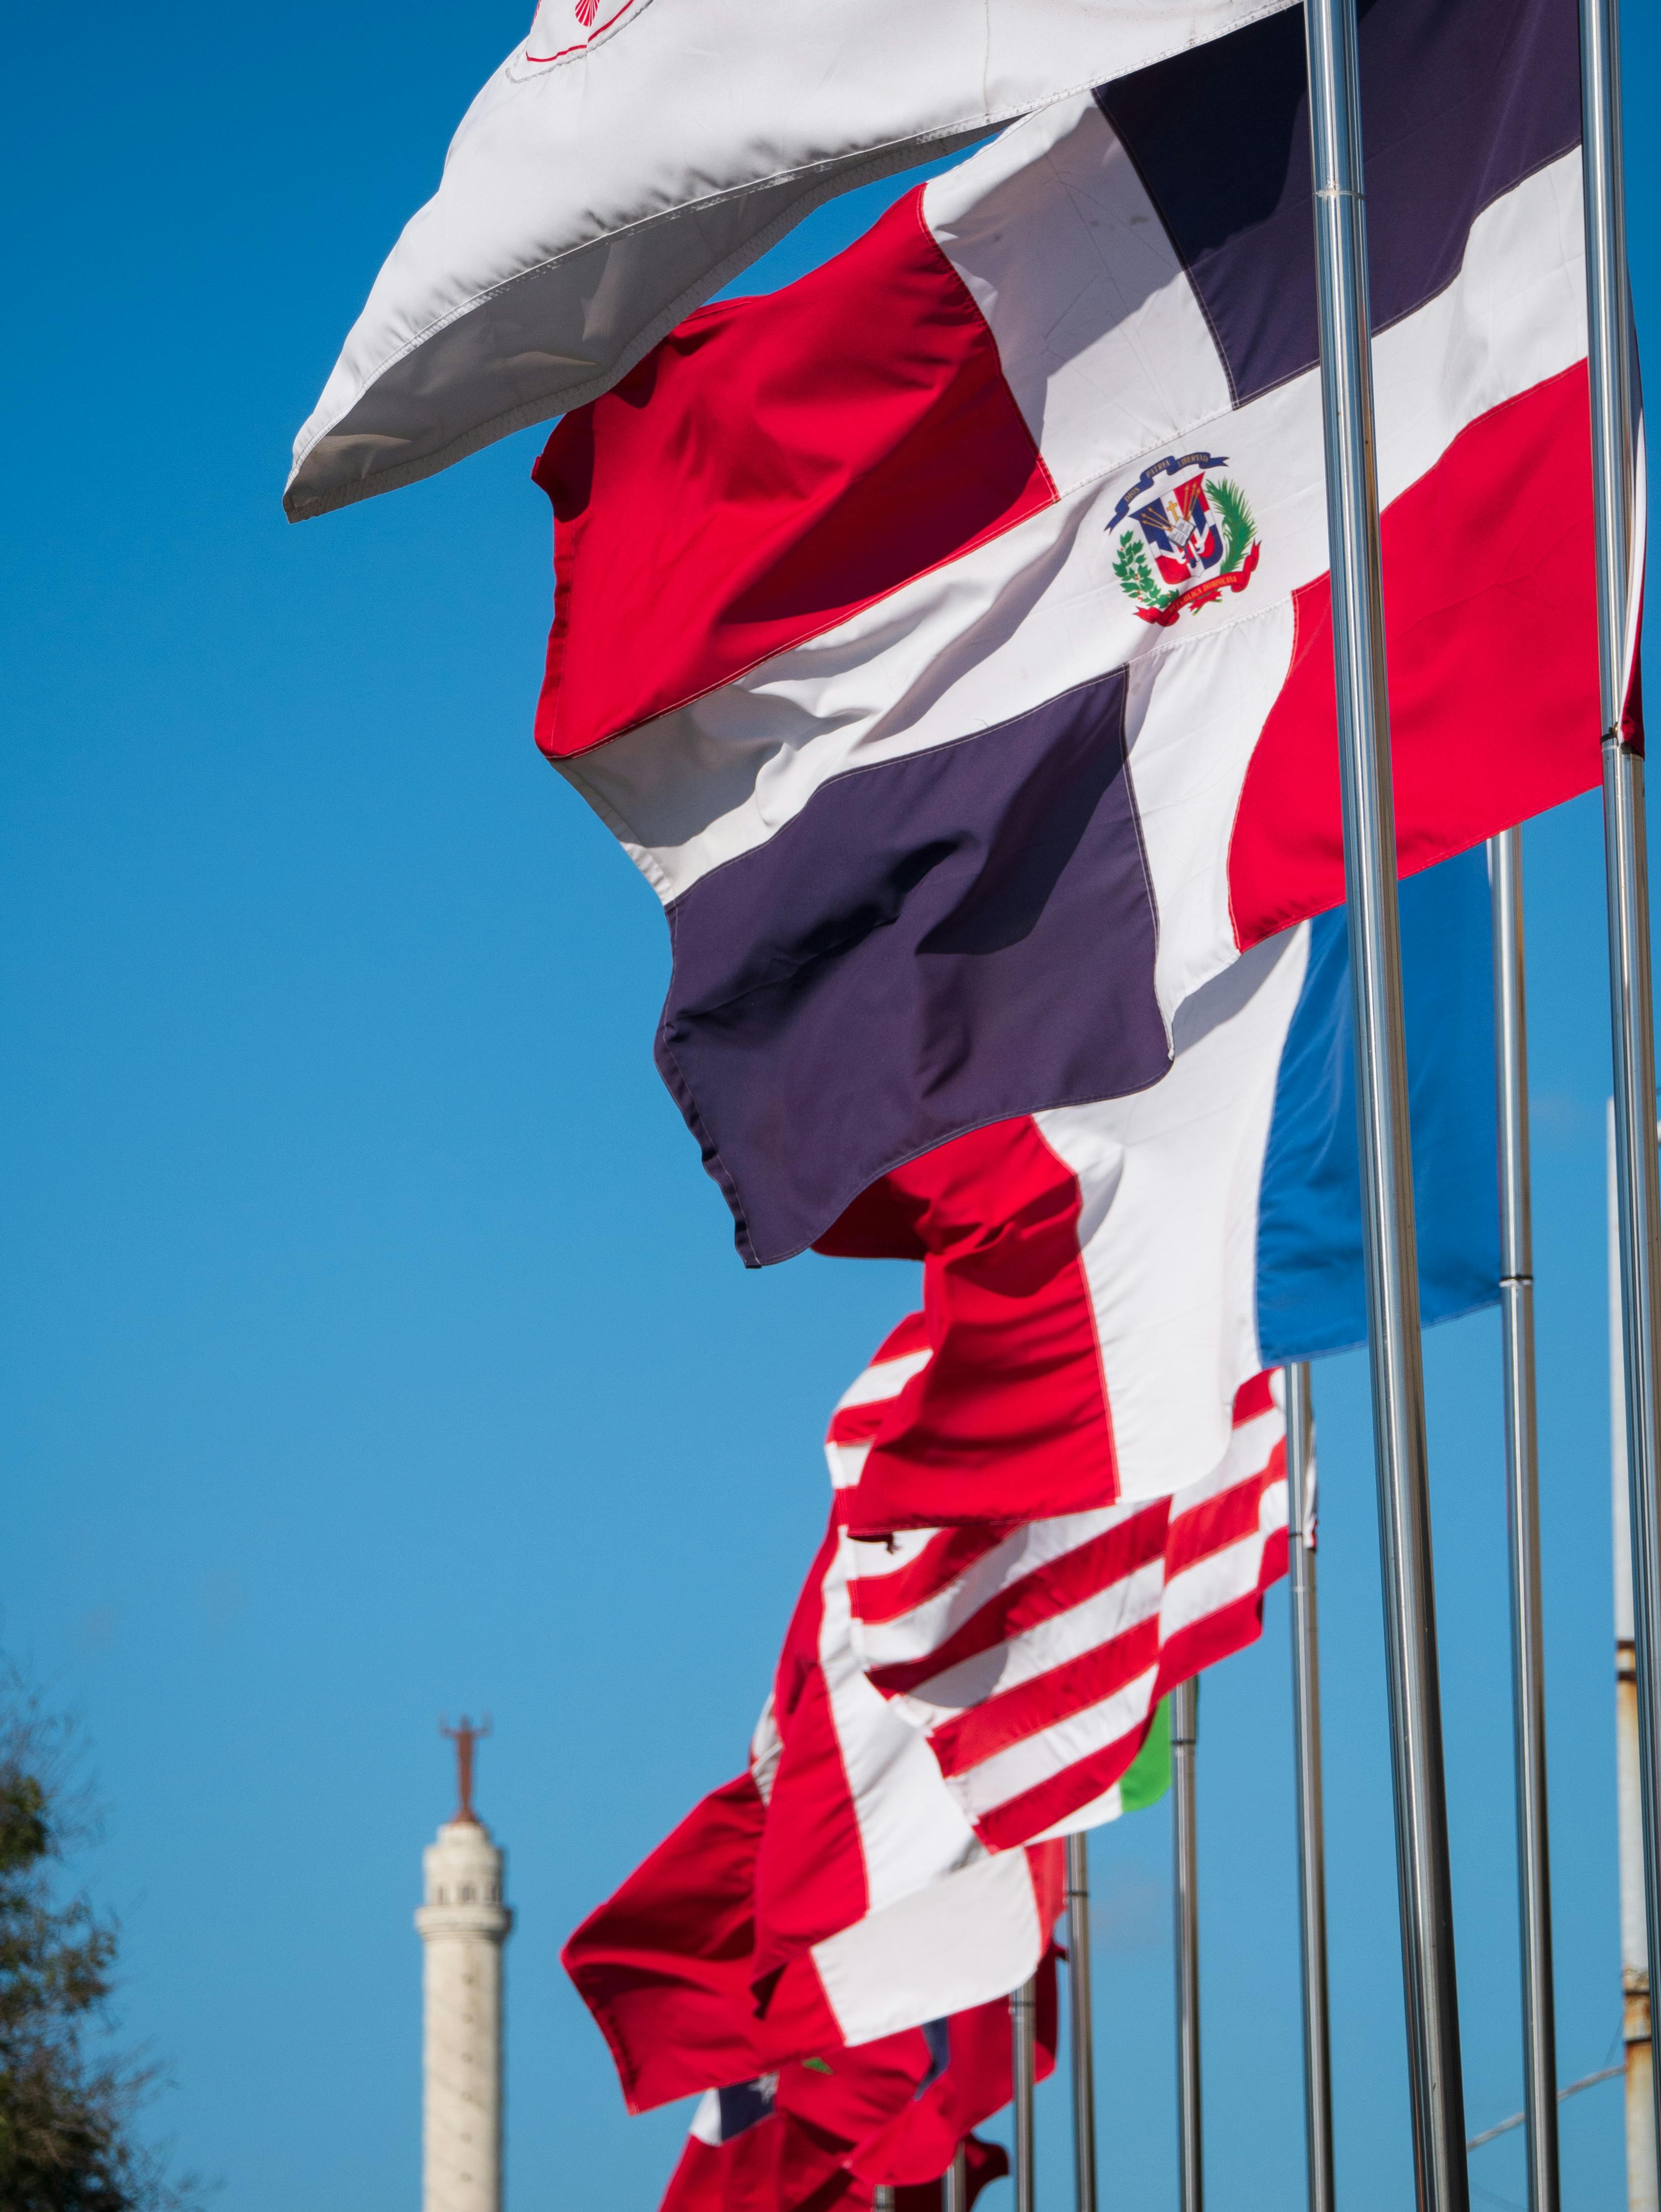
[1207, 476, 1258, 574]
[1111, 530, 1177, 614]
[0, 1684, 200, 2212]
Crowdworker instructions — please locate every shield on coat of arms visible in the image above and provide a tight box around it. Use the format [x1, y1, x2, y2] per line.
[1107, 452, 1261, 629]
[1129, 475, 1224, 586]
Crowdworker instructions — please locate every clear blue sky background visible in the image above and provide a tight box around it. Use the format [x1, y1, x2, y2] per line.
[1, 6, 1658, 2208]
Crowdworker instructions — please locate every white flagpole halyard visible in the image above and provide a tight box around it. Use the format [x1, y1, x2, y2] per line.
[1066, 1833, 1099, 2212]
[1012, 1975, 1039, 2212]
[1490, 826, 1562, 2212]
[1610, 1105, 1659, 2212]
[1300, 1, 1471, 2206]
[1285, 1363, 1336, 2212]
[1582, 0, 1661, 2186]
[1171, 1676, 1203, 2212]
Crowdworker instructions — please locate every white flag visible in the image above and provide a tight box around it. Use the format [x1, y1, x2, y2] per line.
[285, 0, 1294, 520]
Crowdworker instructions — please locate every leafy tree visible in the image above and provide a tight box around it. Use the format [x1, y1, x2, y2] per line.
[0, 1685, 198, 2212]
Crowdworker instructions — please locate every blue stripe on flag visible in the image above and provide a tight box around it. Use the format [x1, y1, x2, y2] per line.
[1255, 847, 1499, 1366]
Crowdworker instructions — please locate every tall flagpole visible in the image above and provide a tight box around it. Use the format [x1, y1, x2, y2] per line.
[947, 2141, 971, 2212]
[1012, 1976, 1039, 2212]
[1066, 1834, 1099, 2212]
[1285, 1363, 1336, 2212]
[1581, 0, 1661, 2185]
[1171, 1677, 1203, 2212]
[1301, 2, 1470, 2206]
[1490, 826, 1562, 2212]
[1611, 1105, 1659, 2212]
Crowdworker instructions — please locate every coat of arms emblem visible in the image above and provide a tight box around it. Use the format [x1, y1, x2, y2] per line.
[1107, 451, 1260, 627]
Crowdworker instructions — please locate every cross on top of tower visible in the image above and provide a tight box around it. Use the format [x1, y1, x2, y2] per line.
[439, 1714, 492, 1825]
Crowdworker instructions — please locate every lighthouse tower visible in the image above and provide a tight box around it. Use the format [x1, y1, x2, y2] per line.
[416, 1719, 512, 2212]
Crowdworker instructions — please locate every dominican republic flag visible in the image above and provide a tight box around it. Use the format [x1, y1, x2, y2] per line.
[822, 848, 1496, 1532]
[530, 0, 1631, 1291]
[835, 1325, 1287, 1847]
[663, 2085, 1012, 2209]
[285, 0, 1297, 520]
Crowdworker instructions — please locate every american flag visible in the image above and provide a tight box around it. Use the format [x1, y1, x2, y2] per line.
[830, 1318, 1292, 1850]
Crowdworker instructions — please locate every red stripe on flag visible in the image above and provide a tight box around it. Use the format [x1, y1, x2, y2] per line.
[1231, 1371, 1277, 1423]
[1156, 1530, 1289, 1691]
[533, 188, 1057, 759]
[1228, 364, 1602, 946]
[970, 1722, 1158, 1851]
[924, 1618, 1161, 1778]
[846, 1524, 1014, 1626]
[859, 1506, 1168, 1697]
[1163, 1458, 1282, 1577]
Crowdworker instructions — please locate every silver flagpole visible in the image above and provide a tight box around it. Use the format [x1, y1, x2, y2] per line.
[946, 2140, 971, 2212]
[1582, 0, 1661, 2183]
[1300, 0, 1470, 2204]
[873, 2189, 897, 2211]
[1285, 1363, 1336, 2212]
[1012, 1976, 1039, 2212]
[1490, 825, 1562, 2212]
[1066, 1833, 1099, 2212]
[1171, 1677, 1203, 2212]
[1610, 1105, 1659, 2212]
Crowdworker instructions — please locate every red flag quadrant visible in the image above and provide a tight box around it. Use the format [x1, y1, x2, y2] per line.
[531, 0, 1632, 1289]
[832, 1323, 1290, 1846]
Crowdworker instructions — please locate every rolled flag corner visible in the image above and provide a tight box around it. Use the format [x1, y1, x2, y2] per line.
[285, 0, 1303, 518]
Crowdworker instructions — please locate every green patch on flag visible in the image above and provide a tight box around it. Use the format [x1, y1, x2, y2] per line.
[1119, 1697, 1171, 1812]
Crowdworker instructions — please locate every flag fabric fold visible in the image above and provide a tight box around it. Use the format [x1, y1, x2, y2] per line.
[285, 0, 1299, 518]
[532, 0, 1625, 1295]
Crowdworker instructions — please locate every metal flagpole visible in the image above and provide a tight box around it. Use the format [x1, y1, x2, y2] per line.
[1300, 1, 1470, 2205]
[1066, 1833, 1099, 2212]
[873, 2190, 897, 2211]
[1490, 826, 1562, 2212]
[1012, 1976, 1039, 2212]
[946, 2141, 971, 2212]
[1284, 1363, 1336, 2212]
[1171, 1676, 1203, 2212]
[1611, 1104, 1659, 2212]
[1582, 0, 1661, 2185]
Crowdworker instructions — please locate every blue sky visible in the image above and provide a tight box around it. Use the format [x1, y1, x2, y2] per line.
[1, 4, 1657, 2208]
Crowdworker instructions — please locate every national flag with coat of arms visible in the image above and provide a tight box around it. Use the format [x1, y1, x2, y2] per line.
[521, 0, 1619, 1518]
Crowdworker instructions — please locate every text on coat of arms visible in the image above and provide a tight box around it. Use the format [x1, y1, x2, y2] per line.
[1106, 451, 1260, 627]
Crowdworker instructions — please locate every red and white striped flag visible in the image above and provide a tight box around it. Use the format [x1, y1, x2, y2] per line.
[831, 1319, 1291, 1849]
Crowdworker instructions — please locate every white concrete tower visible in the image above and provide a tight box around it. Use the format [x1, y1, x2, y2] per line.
[416, 1719, 512, 2212]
